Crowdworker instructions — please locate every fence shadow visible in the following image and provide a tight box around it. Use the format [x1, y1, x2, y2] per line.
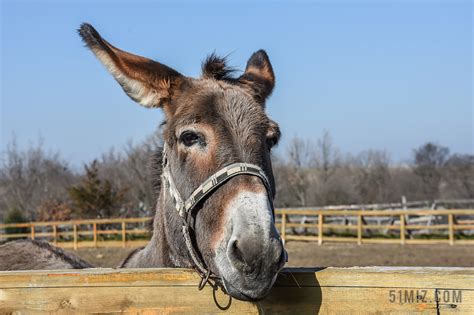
[256, 267, 325, 314]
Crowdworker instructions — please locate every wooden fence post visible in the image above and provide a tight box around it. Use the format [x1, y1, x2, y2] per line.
[53, 225, 57, 246]
[448, 214, 454, 245]
[30, 224, 35, 240]
[93, 223, 97, 248]
[281, 212, 286, 244]
[122, 222, 126, 248]
[318, 213, 323, 245]
[400, 215, 405, 245]
[402, 196, 412, 240]
[73, 224, 78, 250]
[357, 213, 362, 245]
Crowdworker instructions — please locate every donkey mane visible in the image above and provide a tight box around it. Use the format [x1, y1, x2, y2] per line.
[150, 147, 163, 201]
[201, 53, 237, 81]
[147, 147, 163, 233]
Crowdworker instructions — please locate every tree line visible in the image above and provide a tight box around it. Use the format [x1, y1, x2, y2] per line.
[1, 131, 472, 224]
[273, 131, 473, 207]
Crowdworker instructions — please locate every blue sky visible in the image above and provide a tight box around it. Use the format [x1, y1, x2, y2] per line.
[1, 0, 472, 165]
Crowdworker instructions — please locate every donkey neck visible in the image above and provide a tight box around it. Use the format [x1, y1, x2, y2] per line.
[128, 189, 194, 268]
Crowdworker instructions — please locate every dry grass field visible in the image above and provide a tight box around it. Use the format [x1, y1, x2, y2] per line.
[72, 241, 474, 268]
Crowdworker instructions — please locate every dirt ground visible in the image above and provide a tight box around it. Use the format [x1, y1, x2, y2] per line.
[73, 241, 474, 268]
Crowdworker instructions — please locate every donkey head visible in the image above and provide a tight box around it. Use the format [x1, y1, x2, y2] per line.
[79, 23, 286, 301]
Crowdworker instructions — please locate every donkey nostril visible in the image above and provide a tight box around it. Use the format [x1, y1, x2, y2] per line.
[230, 240, 246, 264]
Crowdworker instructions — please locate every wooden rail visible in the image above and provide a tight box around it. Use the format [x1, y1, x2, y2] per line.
[1, 209, 473, 248]
[0, 267, 472, 314]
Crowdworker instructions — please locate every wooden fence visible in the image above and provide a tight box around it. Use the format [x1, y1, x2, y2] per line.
[0, 267, 472, 313]
[275, 209, 474, 245]
[0, 217, 150, 250]
[1, 209, 473, 249]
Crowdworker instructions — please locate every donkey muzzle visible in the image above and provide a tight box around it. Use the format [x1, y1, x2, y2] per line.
[216, 190, 286, 301]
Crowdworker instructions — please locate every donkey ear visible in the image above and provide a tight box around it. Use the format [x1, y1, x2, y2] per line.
[238, 50, 275, 104]
[78, 23, 184, 109]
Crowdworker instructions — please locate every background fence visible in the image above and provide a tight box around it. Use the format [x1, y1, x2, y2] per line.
[1, 209, 474, 249]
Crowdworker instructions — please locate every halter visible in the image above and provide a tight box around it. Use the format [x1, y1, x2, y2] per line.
[160, 144, 274, 306]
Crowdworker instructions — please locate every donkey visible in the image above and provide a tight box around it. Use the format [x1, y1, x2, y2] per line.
[0, 23, 286, 301]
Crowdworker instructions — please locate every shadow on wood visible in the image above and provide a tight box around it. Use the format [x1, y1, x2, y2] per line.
[256, 268, 324, 313]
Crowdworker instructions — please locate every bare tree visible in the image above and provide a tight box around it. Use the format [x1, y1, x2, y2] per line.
[442, 154, 474, 199]
[412, 142, 449, 200]
[315, 130, 339, 183]
[97, 131, 163, 217]
[0, 138, 74, 221]
[312, 130, 346, 205]
[390, 166, 425, 201]
[353, 150, 392, 204]
[284, 137, 315, 207]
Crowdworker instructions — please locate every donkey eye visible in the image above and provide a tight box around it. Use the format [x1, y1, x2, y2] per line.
[179, 131, 204, 147]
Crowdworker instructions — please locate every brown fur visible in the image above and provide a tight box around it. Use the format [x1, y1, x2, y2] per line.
[0, 240, 92, 270]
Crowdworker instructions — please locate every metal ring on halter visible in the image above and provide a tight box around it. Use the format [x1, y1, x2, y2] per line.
[198, 269, 211, 291]
[213, 285, 232, 311]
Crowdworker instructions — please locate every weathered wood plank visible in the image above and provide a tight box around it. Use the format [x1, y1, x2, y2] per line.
[0, 267, 472, 314]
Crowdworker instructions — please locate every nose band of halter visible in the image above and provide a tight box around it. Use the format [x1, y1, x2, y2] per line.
[164, 162, 273, 220]
[160, 145, 275, 289]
